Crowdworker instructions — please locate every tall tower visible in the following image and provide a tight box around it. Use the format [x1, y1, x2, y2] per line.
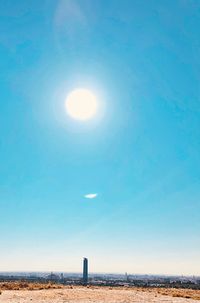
[83, 257, 88, 284]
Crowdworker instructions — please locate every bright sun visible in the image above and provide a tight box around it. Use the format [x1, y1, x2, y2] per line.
[65, 89, 98, 121]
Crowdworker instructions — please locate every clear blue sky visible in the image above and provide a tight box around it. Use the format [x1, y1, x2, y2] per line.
[0, 0, 200, 275]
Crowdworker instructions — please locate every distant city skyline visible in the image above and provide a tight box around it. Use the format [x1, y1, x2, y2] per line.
[0, 0, 200, 275]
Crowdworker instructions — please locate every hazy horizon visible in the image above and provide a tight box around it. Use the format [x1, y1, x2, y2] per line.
[0, 270, 199, 278]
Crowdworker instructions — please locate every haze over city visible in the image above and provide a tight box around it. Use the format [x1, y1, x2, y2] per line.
[0, 0, 200, 277]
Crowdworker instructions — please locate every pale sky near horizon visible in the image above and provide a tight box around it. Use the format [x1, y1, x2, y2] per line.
[0, 0, 200, 275]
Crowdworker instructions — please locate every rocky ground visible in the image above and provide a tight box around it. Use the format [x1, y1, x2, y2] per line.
[1, 285, 200, 303]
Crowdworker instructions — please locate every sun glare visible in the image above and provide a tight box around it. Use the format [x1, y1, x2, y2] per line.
[65, 89, 98, 121]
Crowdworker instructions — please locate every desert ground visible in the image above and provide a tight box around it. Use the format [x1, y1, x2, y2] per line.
[1, 284, 200, 303]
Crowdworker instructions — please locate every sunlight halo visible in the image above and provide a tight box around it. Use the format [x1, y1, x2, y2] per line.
[65, 89, 98, 121]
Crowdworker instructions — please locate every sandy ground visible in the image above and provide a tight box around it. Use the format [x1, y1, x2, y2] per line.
[0, 286, 199, 303]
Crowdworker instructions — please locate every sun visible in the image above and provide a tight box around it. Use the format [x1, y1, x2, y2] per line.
[65, 89, 98, 121]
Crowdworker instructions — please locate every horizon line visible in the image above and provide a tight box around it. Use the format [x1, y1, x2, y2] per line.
[0, 270, 199, 277]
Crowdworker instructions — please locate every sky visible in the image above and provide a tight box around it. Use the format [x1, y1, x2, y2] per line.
[0, 0, 200, 275]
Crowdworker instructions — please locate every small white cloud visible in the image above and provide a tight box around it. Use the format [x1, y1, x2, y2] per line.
[84, 193, 98, 199]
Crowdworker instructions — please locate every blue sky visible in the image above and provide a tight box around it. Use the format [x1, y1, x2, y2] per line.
[0, 0, 200, 275]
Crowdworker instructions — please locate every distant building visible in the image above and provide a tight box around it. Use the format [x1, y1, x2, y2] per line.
[125, 272, 129, 282]
[83, 257, 88, 284]
[60, 273, 64, 281]
[46, 272, 60, 281]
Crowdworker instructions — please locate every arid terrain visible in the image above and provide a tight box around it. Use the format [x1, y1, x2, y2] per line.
[1, 283, 200, 303]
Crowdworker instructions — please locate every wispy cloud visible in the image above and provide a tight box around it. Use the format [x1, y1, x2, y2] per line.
[84, 193, 98, 199]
